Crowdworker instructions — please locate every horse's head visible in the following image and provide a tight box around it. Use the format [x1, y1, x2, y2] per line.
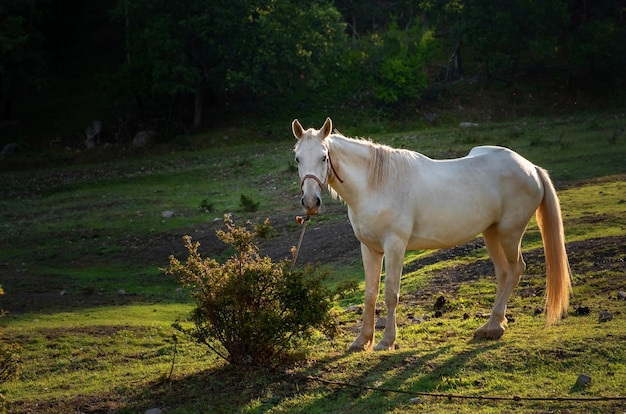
[292, 117, 333, 216]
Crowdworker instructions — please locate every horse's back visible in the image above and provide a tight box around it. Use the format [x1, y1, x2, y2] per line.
[401, 145, 543, 249]
[467, 145, 528, 163]
[465, 145, 539, 180]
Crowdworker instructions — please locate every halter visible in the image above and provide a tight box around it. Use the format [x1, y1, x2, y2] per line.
[299, 151, 344, 190]
[293, 142, 344, 271]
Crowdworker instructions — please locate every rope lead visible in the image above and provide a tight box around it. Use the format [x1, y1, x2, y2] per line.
[290, 215, 309, 271]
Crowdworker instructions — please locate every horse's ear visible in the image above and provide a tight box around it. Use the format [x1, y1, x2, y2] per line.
[321, 117, 332, 139]
[292, 119, 305, 139]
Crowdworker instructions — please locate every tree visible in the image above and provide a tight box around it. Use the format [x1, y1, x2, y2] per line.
[360, 21, 436, 104]
[0, 0, 46, 121]
[564, 0, 626, 86]
[114, 0, 347, 127]
[449, 0, 569, 85]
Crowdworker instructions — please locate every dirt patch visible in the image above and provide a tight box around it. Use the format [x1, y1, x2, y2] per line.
[406, 235, 626, 300]
[2, 191, 624, 315]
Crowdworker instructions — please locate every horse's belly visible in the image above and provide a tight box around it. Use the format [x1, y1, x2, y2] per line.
[407, 209, 496, 250]
[406, 229, 482, 250]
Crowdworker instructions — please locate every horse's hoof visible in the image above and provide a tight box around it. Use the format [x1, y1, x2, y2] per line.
[348, 343, 368, 352]
[473, 326, 505, 340]
[373, 342, 398, 351]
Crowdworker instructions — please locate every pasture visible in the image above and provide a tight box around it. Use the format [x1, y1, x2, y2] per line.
[1, 114, 625, 413]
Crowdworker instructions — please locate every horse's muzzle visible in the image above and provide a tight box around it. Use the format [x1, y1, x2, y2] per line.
[301, 194, 321, 215]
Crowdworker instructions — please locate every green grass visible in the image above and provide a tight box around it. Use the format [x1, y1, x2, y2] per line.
[1, 113, 626, 413]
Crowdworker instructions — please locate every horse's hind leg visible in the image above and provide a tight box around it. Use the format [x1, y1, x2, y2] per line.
[349, 243, 383, 352]
[475, 225, 525, 340]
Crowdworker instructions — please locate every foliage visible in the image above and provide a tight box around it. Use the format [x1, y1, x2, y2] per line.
[0, 286, 20, 386]
[4, 0, 626, 134]
[164, 216, 348, 365]
[254, 218, 275, 240]
[239, 194, 260, 212]
[366, 22, 436, 104]
[198, 198, 214, 213]
[565, 0, 626, 87]
[419, 0, 569, 83]
[112, 0, 347, 124]
[223, 0, 347, 98]
[0, 0, 47, 120]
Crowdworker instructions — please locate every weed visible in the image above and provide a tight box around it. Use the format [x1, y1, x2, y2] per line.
[0, 286, 20, 386]
[253, 218, 275, 239]
[240, 194, 260, 212]
[198, 198, 214, 213]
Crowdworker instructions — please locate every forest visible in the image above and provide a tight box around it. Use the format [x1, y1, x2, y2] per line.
[1, 0, 625, 146]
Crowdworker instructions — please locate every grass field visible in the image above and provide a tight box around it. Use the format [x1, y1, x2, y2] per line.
[1, 113, 625, 413]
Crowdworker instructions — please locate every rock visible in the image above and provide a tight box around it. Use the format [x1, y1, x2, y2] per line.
[161, 210, 175, 218]
[409, 397, 422, 404]
[421, 314, 431, 321]
[345, 305, 363, 314]
[85, 120, 102, 149]
[575, 306, 590, 316]
[133, 130, 156, 147]
[459, 122, 479, 128]
[60, 290, 67, 296]
[408, 313, 424, 324]
[599, 310, 613, 322]
[617, 291, 626, 300]
[118, 289, 126, 296]
[575, 374, 592, 387]
[375, 317, 387, 330]
[1, 143, 20, 158]
[145, 409, 163, 414]
[434, 295, 446, 311]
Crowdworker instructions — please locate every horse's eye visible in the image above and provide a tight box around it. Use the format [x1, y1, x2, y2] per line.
[295, 157, 300, 164]
[322, 155, 328, 163]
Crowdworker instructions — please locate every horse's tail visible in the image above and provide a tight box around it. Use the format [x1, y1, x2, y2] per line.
[535, 167, 571, 325]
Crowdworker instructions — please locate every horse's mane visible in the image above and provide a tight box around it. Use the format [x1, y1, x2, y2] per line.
[329, 133, 416, 192]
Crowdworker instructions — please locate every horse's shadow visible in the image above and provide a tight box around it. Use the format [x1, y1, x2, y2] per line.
[283, 339, 505, 412]
[120, 339, 504, 413]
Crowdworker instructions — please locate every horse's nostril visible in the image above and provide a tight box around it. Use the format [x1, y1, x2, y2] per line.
[300, 197, 306, 207]
[316, 197, 321, 207]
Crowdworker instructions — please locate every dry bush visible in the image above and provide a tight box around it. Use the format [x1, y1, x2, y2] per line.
[165, 215, 353, 365]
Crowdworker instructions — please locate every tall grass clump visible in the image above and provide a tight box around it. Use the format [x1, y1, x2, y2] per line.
[164, 215, 351, 365]
[0, 285, 21, 409]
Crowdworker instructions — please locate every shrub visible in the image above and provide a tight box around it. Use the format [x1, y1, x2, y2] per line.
[198, 199, 214, 213]
[239, 194, 260, 212]
[0, 286, 20, 386]
[164, 215, 351, 365]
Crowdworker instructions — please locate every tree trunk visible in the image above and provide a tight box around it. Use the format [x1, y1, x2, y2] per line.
[193, 89, 203, 128]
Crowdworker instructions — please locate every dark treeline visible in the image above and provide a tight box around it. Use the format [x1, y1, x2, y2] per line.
[1, 0, 625, 141]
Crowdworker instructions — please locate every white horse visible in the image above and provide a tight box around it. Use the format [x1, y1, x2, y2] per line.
[292, 117, 571, 352]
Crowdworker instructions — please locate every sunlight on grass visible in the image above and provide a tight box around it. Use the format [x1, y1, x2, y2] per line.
[1, 115, 625, 413]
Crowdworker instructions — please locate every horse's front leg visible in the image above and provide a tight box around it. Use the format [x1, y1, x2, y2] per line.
[349, 243, 383, 352]
[374, 240, 405, 351]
